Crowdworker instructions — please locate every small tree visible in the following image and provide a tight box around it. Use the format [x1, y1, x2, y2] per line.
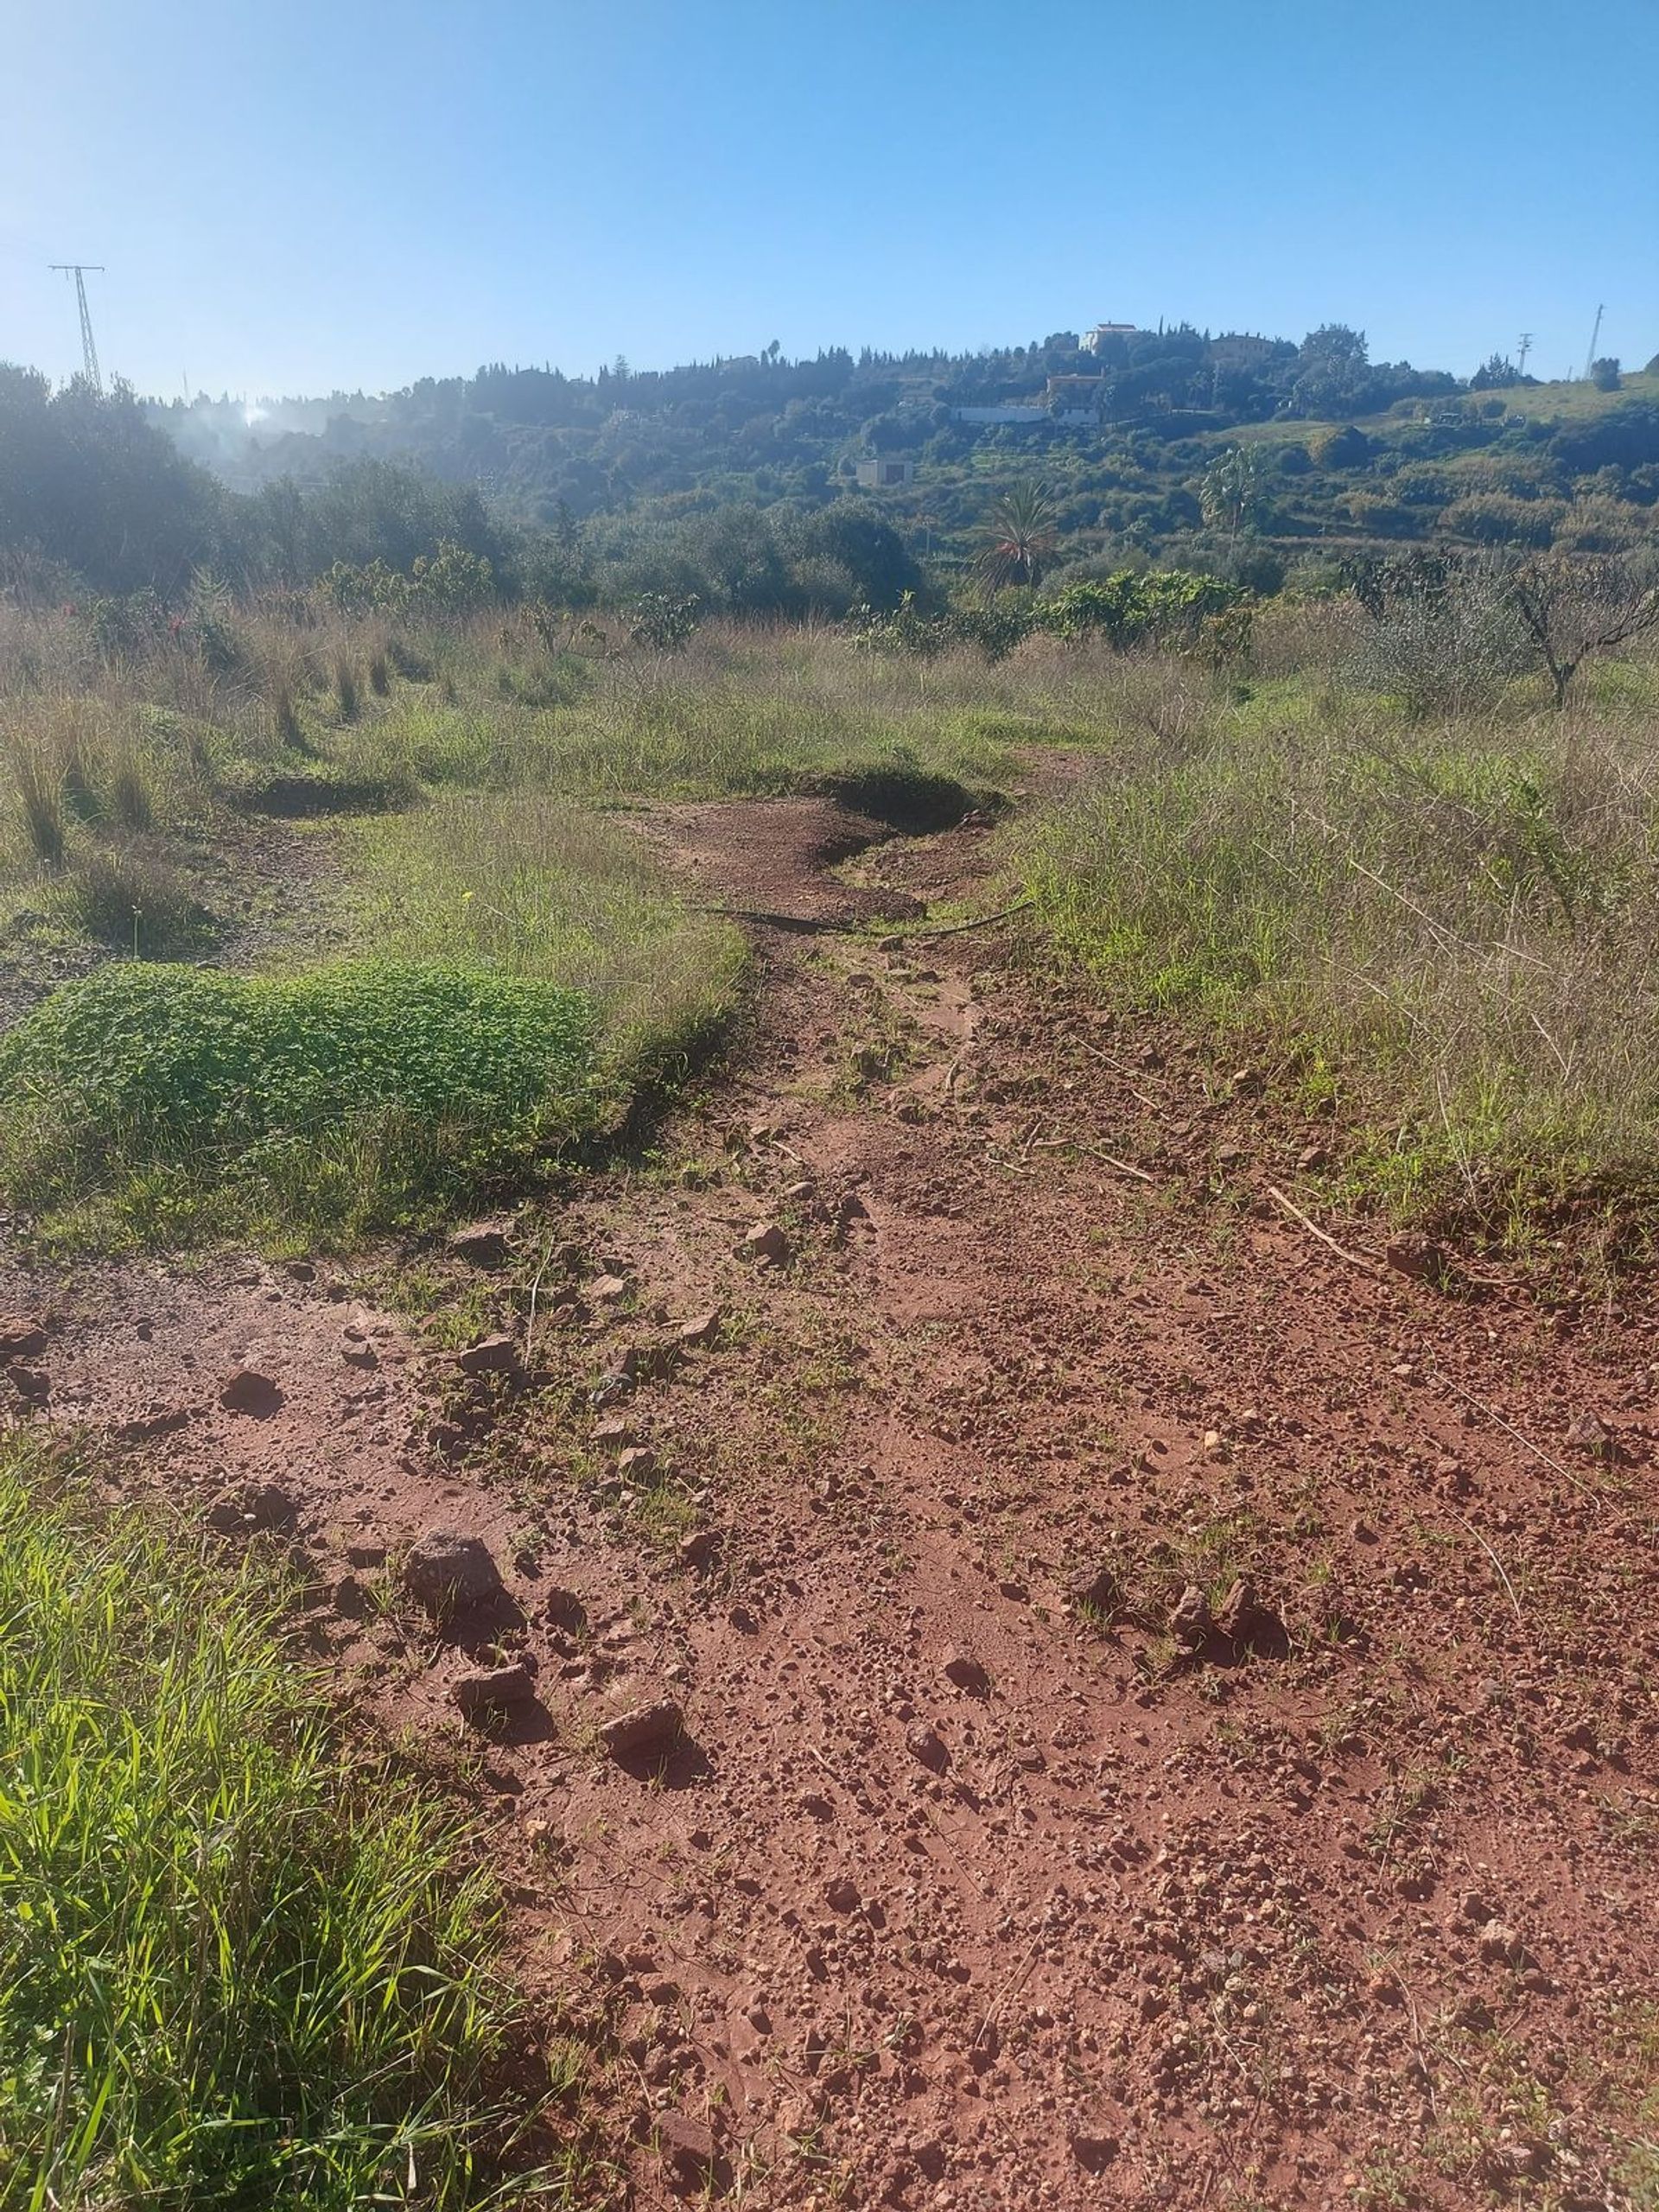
[1199, 445, 1268, 543]
[1591, 357, 1623, 393]
[1504, 553, 1659, 709]
[976, 482, 1058, 594]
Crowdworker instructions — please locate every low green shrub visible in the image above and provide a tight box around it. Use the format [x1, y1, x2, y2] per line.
[0, 960, 609, 1244]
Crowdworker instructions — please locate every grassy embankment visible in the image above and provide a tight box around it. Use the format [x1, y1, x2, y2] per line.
[1022, 599, 1659, 1255]
[0, 609, 1036, 1245]
[0, 1435, 576, 2210]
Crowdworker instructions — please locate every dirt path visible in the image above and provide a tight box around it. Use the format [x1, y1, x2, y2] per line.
[4, 789, 1657, 2210]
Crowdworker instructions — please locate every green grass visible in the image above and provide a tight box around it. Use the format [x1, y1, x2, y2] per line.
[0, 960, 609, 1248]
[0, 1436, 542, 2209]
[342, 792, 745, 1091]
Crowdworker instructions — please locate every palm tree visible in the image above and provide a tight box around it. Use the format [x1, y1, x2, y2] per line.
[976, 481, 1058, 594]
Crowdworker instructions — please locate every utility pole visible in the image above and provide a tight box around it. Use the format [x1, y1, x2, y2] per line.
[1581, 303, 1605, 382]
[49, 264, 105, 392]
[1516, 333, 1533, 378]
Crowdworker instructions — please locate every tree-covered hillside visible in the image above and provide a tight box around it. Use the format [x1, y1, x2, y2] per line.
[145, 323, 1659, 590]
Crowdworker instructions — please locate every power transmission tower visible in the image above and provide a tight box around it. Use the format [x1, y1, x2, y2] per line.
[48, 264, 105, 391]
[1581, 303, 1605, 382]
[1516, 333, 1533, 378]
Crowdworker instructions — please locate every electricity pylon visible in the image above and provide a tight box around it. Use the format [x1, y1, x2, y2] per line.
[1581, 303, 1605, 383]
[48, 264, 105, 392]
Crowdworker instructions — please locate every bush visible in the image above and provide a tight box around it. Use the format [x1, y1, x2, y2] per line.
[1038, 569, 1249, 649]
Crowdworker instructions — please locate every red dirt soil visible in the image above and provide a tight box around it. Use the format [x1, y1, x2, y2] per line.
[4, 790, 1656, 2211]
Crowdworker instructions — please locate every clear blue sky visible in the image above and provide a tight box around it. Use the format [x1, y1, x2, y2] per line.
[3, 0, 1655, 400]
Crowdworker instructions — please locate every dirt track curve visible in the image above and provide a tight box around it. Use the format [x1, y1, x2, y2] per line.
[3, 781, 1656, 2210]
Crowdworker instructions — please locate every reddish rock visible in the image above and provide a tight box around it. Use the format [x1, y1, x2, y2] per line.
[656, 2110, 715, 2182]
[453, 1662, 535, 1719]
[942, 1649, 991, 1695]
[455, 1333, 521, 1377]
[448, 1219, 513, 1268]
[402, 1529, 505, 1615]
[739, 1221, 790, 1265]
[218, 1367, 283, 1416]
[0, 1317, 48, 1360]
[600, 1700, 683, 1759]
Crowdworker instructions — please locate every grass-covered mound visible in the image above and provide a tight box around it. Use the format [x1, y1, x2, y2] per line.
[0, 1440, 530, 2209]
[0, 959, 609, 1247]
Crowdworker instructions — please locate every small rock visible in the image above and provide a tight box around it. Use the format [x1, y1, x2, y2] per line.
[1071, 2133, 1121, 2174]
[0, 1317, 48, 1360]
[1385, 1234, 1446, 1284]
[1167, 1584, 1212, 1646]
[544, 1585, 586, 1628]
[656, 2110, 715, 2182]
[1478, 1920, 1531, 1968]
[346, 1540, 386, 1569]
[448, 1219, 513, 1268]
[1214, 1577, 1281, 1653]
[739, 1221, 790, 1265]
[588, 1273, 629, 1305]
[333, 1573, 367, 1618]
[1565, 1410, 1607, 1456]
[340, 1332, 378, 1369]
[453, 1662, 536, 1719]
[1459, 1891, 1494, 1926]
[590, 1414, 637, 1449]
[1067, 1564, 1122, 1620]
[824, 1875, 861, 1913]
[7, 1363, 48, 1403]
[942, 1649, 990, 1695]
[616, 1445, 657, 1481]
[218, 1367, 283, 1416]
[207, 1480, 298, 1536]
[600, 1700, 683, 1759]
[455, 1333, 521, 1378]
[677, 1307, 723, 1350]
[402, 1529, 505, 1615]
[906, 1720, 949, 1771]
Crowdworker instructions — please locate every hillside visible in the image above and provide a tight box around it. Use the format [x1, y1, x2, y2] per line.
[143, 327, 1659, 587]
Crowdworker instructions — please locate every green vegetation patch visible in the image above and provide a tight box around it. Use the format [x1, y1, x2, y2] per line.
[1022, 680, 1659, 1243]
[0, 959, 608, 1246]
[0, 1440, 528, 2209]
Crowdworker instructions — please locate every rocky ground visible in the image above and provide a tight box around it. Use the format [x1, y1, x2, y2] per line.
[3, 786, 1656, 2210]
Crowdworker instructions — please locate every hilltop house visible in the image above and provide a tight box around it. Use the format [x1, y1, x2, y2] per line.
[1080, 321, 1138, 354]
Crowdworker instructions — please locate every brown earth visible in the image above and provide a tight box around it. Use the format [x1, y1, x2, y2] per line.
[3, 786, 1657, 2211]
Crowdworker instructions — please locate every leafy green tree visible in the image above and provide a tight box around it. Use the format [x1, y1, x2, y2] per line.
[1292, 325, 1370, 417]
[1591, 357, 1623, 393]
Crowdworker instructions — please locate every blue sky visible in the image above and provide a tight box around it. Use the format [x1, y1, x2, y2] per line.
[3, 0, 1655, 399]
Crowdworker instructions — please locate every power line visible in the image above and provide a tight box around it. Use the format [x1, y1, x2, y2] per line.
[48, 262, 105, 392]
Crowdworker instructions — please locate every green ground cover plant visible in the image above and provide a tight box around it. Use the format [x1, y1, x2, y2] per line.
[0, 961, 607, 1247]
[0, 1436, 537, 2209]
